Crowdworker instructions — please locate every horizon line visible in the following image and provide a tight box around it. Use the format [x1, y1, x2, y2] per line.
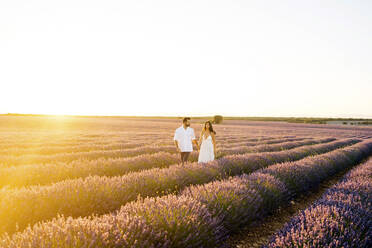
[1, 113, 372, 120]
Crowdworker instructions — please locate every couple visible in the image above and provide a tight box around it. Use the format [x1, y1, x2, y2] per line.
[173, 117, 217, 165]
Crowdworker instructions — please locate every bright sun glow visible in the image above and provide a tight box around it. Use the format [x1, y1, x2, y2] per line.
[1, 0, 372, 118]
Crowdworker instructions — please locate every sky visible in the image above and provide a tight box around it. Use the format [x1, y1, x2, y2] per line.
[1, 0, 371, 118]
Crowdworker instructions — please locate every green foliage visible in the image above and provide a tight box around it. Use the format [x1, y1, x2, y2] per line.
[213, 115, 223, 124]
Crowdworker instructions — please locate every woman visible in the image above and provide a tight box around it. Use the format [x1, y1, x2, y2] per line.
[198, 121, 217, 163]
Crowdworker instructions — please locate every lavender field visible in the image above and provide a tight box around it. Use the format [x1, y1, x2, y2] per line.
[0, 116, 371, 247]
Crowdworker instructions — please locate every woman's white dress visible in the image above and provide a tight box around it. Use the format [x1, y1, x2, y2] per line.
[198, 134, 214, 163]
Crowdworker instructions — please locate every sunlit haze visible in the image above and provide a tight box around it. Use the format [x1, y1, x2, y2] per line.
[1, 0, 371, 118]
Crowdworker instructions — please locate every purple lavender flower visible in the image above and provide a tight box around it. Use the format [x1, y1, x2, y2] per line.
[265, 158, 372, 248]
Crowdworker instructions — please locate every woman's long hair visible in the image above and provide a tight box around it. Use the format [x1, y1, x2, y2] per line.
[203, 121, 216, 135]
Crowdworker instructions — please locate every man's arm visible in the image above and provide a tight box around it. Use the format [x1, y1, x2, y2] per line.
[174, 140, 181, 152]
[174, 131, 181, 152]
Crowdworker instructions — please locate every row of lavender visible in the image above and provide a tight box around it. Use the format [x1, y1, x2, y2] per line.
[1, 140, 371, 247]
[0, 130, 271, 150]
[0, 137, 329, 167]
[265, 157, 372, 247]
[0, 139, 359, 235]
[0, 136, 306, 157]
[0, 134, 267, 147]
[0, 137, 327, 188]
[0, 134, 239, 154]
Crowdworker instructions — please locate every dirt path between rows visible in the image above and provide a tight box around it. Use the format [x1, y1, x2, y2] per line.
[224, 167, 354, 248]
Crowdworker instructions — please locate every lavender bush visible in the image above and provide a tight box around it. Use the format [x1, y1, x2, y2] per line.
[0, 195, 223, 248]
[0, 138, 334, 188]
[265, 157, 372, 248]
[260, 141, 371, 195]
[181, 176, 264, 233]
[0, 139, 355, 234]
[0, 137, 332, 167]
[1, 140, 370, 247]
[0, 134, 273, 156]
[182, 173, 287, 233]
[220, 137, 309, 149]
[0, 152, 185, 188]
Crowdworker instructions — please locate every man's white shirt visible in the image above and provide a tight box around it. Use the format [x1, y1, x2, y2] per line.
[173, 126, 196, 152]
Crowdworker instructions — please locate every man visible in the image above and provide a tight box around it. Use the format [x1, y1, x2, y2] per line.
[174, 117, 199, 165]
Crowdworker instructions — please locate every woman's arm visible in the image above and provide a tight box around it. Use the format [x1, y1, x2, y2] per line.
[211, 132, 217, 156]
